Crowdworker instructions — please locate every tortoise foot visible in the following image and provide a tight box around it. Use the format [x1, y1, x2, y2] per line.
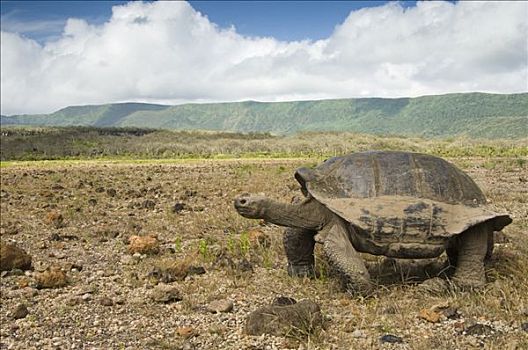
[451, 276, 485, 291]
[287, 264, 316, 278]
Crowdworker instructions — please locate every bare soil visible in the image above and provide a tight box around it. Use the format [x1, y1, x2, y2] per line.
[1, 157, 527, 349]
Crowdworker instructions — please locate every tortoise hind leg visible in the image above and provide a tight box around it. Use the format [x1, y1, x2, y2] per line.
[283, 228, 316, 278]
[323, 222, 373, 296]
[452, 223, 490, 289]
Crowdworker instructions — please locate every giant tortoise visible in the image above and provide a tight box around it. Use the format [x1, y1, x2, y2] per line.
[234, 151, 512, 294]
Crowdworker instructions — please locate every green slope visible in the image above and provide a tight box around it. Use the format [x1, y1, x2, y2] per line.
[1, 103, 170, 127]
[2, 93, 527, 138]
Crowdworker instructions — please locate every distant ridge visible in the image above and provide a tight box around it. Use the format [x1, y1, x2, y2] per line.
[2, 93, 527, 138]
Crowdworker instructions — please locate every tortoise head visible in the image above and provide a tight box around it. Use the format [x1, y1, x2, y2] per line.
[234, 191, 332, 230]
[233, 193, 268, 219]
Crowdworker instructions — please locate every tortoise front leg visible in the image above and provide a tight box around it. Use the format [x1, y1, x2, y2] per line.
[283, 227, 316, 277]
[452, 223, 489, 289]
[323, 221, 373, 296]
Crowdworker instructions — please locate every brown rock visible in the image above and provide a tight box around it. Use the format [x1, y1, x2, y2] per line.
[128, 235, 159, 255]
[245, 299, 323, 336]
[44, 211, 64, 228]
[35, 266, 68, 289]
[150, 284, 182, 303]
[0, 243, 32, 271]
[419, 308, 442, 323]
[206, 299, 233, 313]
[12, 303, 29, 319]
[147, 258, 204, 283]
[17, 276, 30, 288]
[177, 327, 195, 338]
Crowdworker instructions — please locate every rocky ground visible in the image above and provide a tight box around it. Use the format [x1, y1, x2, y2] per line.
[1, 157, 527, 349]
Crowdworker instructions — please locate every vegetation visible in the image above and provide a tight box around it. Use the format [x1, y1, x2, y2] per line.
[1, 156, 526, 349]
[1, 126, 527, 162]
[2, 92, 527, 139]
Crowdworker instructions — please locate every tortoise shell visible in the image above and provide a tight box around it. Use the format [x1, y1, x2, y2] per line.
[295, 151, 511, 256]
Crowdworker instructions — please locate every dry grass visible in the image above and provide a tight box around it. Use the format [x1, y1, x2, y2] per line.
[0, 155, 526, 349]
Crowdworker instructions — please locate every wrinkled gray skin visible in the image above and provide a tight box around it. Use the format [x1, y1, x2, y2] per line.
[234, 151, 512, 295]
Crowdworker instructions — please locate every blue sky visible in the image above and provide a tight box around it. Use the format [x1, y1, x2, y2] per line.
[1, 1, 526, 115]
[1, 1, 418, 42]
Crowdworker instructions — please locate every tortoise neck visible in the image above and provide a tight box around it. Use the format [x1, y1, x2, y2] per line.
[261, 197, 331, 231]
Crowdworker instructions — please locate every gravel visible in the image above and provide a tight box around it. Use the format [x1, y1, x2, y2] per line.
[1, 159, 527, 349]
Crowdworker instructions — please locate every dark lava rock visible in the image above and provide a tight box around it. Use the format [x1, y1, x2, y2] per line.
[465, 323, 494, 336]
[183, 189, 197, 198]
[106, 188, 117, 197]
[88, 198, 97, 206]
[0, 243, 32, 271]
[442, 306, 459, 319]
[172, 202, 186, 213]
[12, 303, 29, 319]
[148, 264, 206, 283]
[95, 187, 105, 193]
[141, 200, 156, 209]
[380, 334, 404, 344]
[245, 299, 323, 336]
[186, 266, 206, 276]
[237, 258, 254, 272]
[50, 233, 62, 241]
[272, 296, 297, 306]
[8, 269, 25, 276]
[521, 322, 528, 332]
[99, 297, 114, 307]
[50, 233, 78, 241]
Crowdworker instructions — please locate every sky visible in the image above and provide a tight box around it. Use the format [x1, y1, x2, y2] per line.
[1, 0, 527, 115]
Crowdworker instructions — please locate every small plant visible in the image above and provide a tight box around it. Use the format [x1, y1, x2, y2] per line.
[239, 231, 251, 256]
[173, 236, 182, 253]
[259, 248, 275, 269]
[483, 160, 497, 170]
[226, 235, 236, 255]
[515, 157, 526, 168]
[198, 239, 209, 260]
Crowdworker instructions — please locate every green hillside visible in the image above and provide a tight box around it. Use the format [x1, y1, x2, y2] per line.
[2, 93, 527, 138]
[1, 103, 170, 127]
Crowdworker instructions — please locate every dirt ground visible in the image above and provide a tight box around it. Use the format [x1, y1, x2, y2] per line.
[1, 157, 527, 349]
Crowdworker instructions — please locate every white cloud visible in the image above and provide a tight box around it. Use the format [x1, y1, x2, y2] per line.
[1, 1, 527, 115]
